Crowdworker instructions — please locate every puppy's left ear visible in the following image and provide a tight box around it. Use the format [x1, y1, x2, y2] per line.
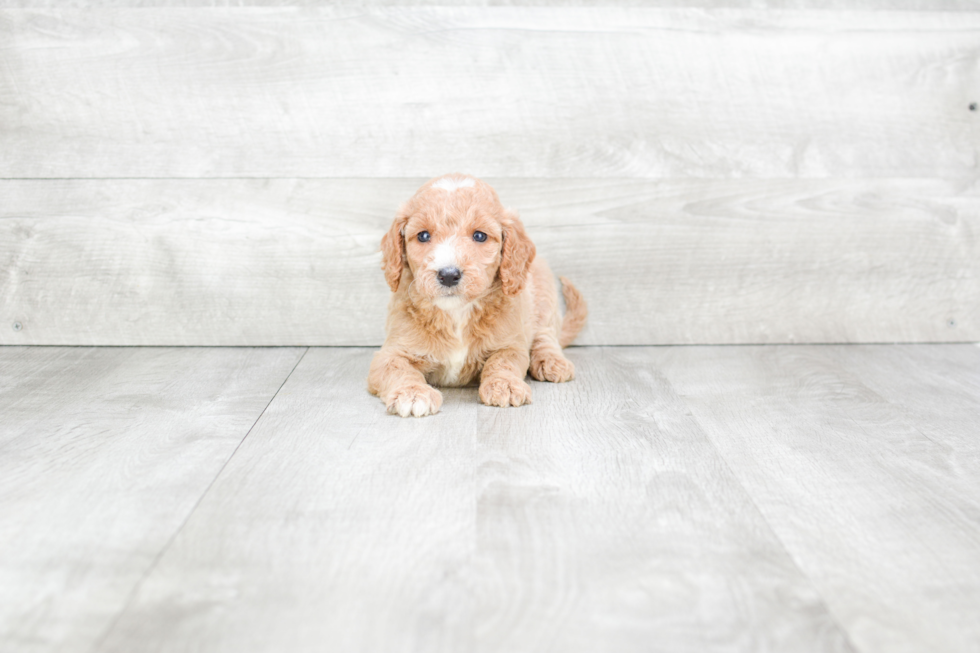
[381, 208, 410, 292]
[499, 210, 536, 296]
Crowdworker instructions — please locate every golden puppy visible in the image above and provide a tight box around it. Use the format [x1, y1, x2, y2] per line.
[368, 174, 587, 417]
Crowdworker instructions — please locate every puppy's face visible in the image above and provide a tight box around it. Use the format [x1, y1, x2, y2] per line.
[381, 175, 535, 302]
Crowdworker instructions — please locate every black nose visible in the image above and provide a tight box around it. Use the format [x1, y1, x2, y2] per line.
[437, 267, 462, 287]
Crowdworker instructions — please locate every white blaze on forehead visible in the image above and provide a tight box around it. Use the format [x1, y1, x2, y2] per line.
[432, 176, 475, 192]
[429, 235, 459, 271]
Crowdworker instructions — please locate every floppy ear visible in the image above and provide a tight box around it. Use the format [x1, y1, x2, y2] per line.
[381, 210, 410, 292]
[499, 210, 536, 296]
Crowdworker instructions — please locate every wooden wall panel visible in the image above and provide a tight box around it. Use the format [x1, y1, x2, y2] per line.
[1, 8, 978, 178]
[2, 7, 977, 345]
[2, 178, 977, 346]
[3, 1, 979, 9]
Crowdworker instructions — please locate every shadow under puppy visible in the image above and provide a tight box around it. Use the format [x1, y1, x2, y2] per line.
[368, 174, 588, 417]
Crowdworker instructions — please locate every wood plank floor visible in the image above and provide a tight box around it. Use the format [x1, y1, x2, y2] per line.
[1, 344, 978, 652]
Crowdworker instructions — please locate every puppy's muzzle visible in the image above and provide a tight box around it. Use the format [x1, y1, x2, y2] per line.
[437, 267, 462, 288]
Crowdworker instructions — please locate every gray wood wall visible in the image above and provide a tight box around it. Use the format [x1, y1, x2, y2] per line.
[2, 5, 978, 345]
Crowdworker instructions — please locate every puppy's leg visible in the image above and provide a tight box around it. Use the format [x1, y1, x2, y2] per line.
[526, 262, 575, 383]
[479, 348, 532, 408]
[369, 349, 442, 417]
[529, 333, 575, 383]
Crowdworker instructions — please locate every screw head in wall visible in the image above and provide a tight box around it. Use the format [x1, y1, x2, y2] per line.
[12, 321, 23, 332]
[948, 319, 956, 328]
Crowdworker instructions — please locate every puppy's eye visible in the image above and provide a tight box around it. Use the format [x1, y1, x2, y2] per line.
[473, 231, 487, 243]
[417, 231, 430, 243]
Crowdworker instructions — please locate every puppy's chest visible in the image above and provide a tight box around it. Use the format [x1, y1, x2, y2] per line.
[424, 313, 484, 387]
[427, 340, 475, 387]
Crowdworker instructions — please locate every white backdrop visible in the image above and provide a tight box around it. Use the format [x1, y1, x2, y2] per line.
[1, 5, 978, 345]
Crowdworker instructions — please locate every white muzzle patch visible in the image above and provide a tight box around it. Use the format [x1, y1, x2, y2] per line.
[429, 236, 459, 272]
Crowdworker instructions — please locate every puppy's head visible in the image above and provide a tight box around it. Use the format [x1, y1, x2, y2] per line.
[381, 174, 535, 303]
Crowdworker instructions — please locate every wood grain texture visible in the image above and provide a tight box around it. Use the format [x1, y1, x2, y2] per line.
[97, 348, 481, 653]
[93, 347, 856, 653]
[2, 8, 978, 178]
[825, 344, 980, 460]
[657, 344, 980, 653]
[0, 346, 305, 653]
[3, 1, 979, 8]
[4, 344, 980, 651]
[2, 178, 977, 346]
[472, 347, 855, 653]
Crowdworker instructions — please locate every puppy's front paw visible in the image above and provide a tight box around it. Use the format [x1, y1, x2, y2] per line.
[479, 376, 532, 408]
[386, 384, 443, 417]
[530, 354, 575, 383]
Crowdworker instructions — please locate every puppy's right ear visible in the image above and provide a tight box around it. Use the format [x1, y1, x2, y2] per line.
[381, 209, 410, 292]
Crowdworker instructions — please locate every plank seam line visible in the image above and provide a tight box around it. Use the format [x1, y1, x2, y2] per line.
[85, 346, 310, 653]
[679, 403, 864, 653]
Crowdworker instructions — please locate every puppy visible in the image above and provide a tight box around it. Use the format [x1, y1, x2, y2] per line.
[368, 174, 587, 417]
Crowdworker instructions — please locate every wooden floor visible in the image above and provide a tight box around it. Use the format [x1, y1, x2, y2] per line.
[2, 344, 979, 653]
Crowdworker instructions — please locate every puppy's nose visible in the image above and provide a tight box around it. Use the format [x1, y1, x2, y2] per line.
[437, 267, 462, 287]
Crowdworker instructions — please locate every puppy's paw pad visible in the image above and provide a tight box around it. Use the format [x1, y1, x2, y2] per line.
[386, 385, 443, 417]
[479, 377, 532, 408]
[530, 355, 575, 383]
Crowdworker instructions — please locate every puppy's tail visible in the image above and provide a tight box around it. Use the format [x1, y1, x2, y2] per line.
[558, 276, 588, 348]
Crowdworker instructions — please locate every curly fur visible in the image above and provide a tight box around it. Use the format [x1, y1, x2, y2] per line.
[368, 174, 588, 417]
